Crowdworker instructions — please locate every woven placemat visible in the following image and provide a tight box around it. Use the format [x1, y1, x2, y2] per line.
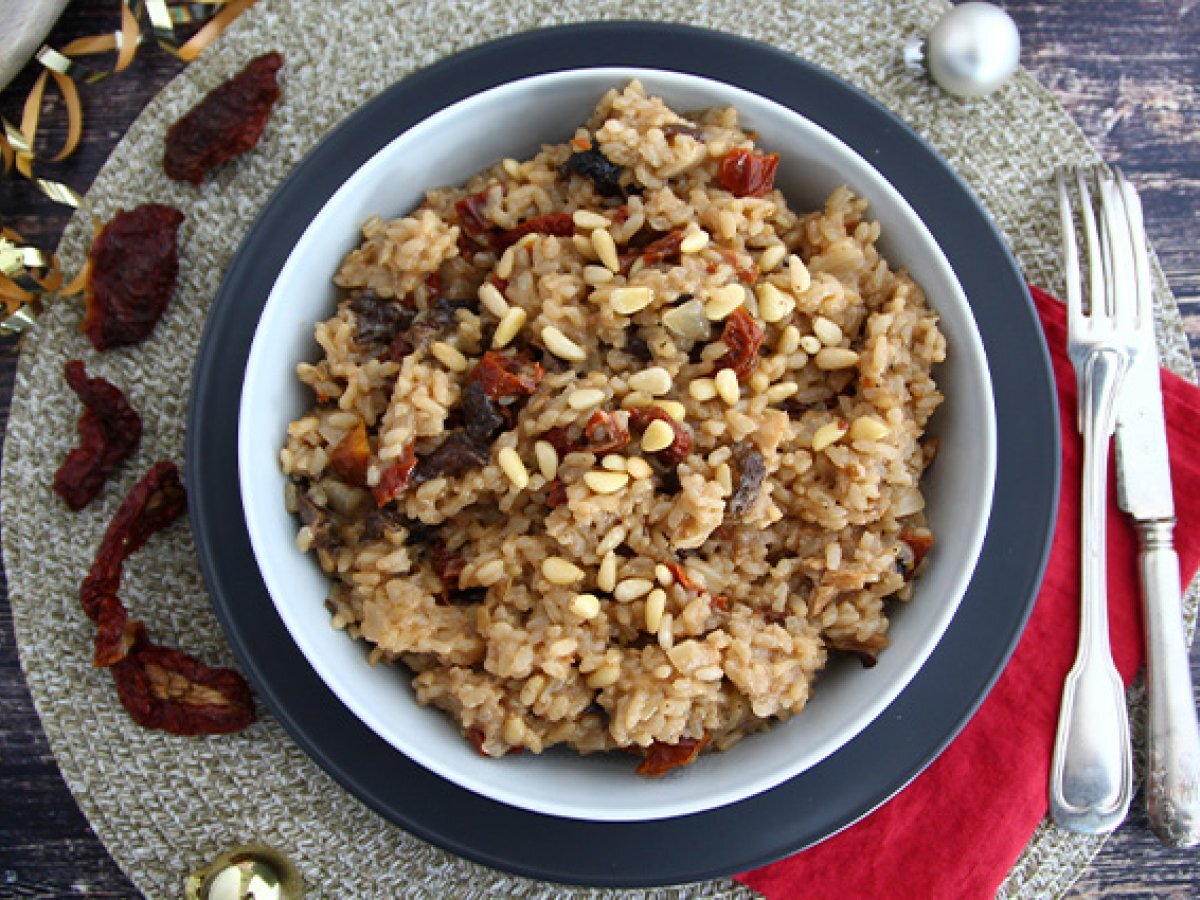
[4, 0, 1195, 897]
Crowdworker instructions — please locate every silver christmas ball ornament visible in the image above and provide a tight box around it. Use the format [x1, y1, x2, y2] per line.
[905, 2, 1021, 99]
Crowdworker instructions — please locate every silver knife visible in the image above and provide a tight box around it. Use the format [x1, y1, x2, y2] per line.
[1113, 170, 1200, 847]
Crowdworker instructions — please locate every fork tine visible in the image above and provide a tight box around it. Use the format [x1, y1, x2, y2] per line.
[1096, 168, 1137, 326]
[1058, 171, 1084, 328]
[1076, 168, 1104, 319]
[1116, 169, 1153, 334]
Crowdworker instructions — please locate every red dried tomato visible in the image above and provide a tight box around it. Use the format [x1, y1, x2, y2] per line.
[580, 409, 630, 454]
[495, 213, 575, 250]
[109, 622, 255, 735]
[455, 189, 499, 253]
[715, 306, 765, 381]
[540, 426, 575, 458]
[163, 52, 283, 185]
[545, 478, 568, 509]
[718, 148, 780, 198]
[430, 540, 466, 602]
[82, 204, 184, 350]
[665, 561, 699, 593]
[371, 441, 417, 507]
[639, 229, 685, 267]
[470, 351, 544, 400]
[329, 420, 371, 488]
[900, 529, 935, 578]
[635, 733, 711, 777]
[628, 407, 692, 464]
[53, 360, 143, 510]
[80, 461, 187, 623]
[92, 594, 138, 668]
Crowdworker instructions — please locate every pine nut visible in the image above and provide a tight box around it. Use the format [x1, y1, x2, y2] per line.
[584, 470, 630, 494]
[656, 400, 687, 421]
[568, 387, 606, 410]
[533, 440, 559, 480]
[591, 228, 621, 271]
[799, 335, 823, 355]
[756, 282, 795, 323]
[503, 715, 526, 746]
[492, 306, 527, 348]
[626, 457, 653, 480]
[542, 556, 586, 585]
[620, 391, 654, 409]
[766, 381, 799, 403]
[570, 593, 602, 619]
[628, 366, 672, 395]
[573, 233, 597, 258]
[654, 564, 674, 586]
[644, 589, 667, 632]
[497, 447, 529, 489]
[587, 664, 621, 689]
[601, 454, 627, 472]
[583, 265, 614, 285]
[715, 368, 740, 406]
[496, 245, 517, 280]
[542, 326, 587, 361]
[430, 341, 469, 373]
[715, 462, 733, 494]
[609, 286, 655, 315]
[814, 347, 860, 370]
[811, 420, 848, 452]
[658, 613, 675, 649]
[849, 416, 890, 441]
[680, 227, 710, 254]
[597, 552, 618, 592]
[615, 578, 653, 602]
[478, 282, 509, 317]
[789, 254, 812, 292]
[572, 209, 610, 230]
[641, 419, 675, 452]
[475, 559, 507, 585]
[704, 284, 746, 320]
[689, 378, 718, 402]
[597, 525, 627, 556]
[517, 233, 539, 249]
[777, 325, 801, 355]
[759, 244, 787, 271]
[748, 371, 770, 395]
[812, 316, 843, 346]
[501, 157, 520, 178]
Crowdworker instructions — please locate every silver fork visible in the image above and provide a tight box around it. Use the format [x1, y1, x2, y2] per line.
[1049, 167, 1136, 834]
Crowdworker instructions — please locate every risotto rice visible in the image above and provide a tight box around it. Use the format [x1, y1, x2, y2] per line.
[279, 82, 945, 774]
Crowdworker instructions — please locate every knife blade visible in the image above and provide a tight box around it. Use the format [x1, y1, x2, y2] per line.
[1112, 170, 1200, 848]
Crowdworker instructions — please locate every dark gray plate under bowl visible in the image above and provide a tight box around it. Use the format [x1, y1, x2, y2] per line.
[187, 21, 1059, 889]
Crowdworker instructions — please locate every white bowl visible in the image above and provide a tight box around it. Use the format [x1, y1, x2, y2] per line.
[239, 68, 996, 822]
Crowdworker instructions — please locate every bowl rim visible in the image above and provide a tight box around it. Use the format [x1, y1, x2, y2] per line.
[236, 65, 995, 822]
[187, 21, 1057, 886]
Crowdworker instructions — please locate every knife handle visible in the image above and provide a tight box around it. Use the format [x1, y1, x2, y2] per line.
[1139, 517, 1200, 847]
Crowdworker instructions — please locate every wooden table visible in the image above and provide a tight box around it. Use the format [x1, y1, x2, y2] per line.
[1, 1, 1196, 895]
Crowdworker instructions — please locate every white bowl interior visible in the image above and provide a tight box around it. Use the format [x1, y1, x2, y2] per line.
[239, 69, 996, 822]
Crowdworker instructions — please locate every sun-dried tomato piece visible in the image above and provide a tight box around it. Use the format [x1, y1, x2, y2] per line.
[411, 432, 492, 486]
[545, 478, 568, 509]
[429, 540, 469, 603]
[109, 622, 255, 735]
[715, 306, 765, 381]
[53, 360, 143, 510]
[580, 409, 630, 454]
[329, 420, 371, 487]
[92, 594, 139, 668]
[495, 213, 575, 250]
[828, 633, 888, 668]
[80, 462, 187, 622]
[899, 529, 934, 579]
[163, 52, 283, 185]
[665, 561, 699, 593]
[540, 427, 576, 458]
[455, 188, 501, 253]
[82, 204, 184, 350]
[371, 441, 417, 507]
[719, 148, 780, 198]
[470, 351, 544, 400]
[635, 733, 711, 777]
[639, 229, 685, 267]
[629, 407, 692, 464]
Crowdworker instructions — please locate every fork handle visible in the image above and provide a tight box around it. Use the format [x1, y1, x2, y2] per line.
[1138, 518, 1200, 847]
[1051, 346, 1133, 833]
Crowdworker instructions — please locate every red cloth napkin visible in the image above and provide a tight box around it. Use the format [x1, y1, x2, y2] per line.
[737, 286, 1200, 900]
